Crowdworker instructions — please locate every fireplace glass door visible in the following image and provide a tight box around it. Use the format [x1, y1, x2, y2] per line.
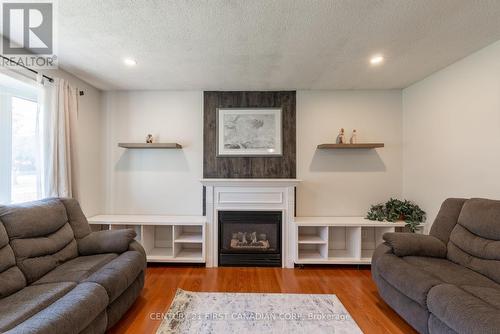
[218, 211, 282, 266]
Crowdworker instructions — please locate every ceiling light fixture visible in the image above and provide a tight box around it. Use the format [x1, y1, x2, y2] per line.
[370, 55, 384, 65]
[123, 58, 137, 66]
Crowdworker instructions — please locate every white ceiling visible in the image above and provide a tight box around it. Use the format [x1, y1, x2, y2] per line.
[58, 0, 500, 91]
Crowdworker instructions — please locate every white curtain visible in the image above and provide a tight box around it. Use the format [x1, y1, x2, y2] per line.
[38, 77, 78, 198]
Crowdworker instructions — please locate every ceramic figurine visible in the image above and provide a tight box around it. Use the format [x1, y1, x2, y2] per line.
[350, 129, 357, 144]
[336, 128, 346, 144]
[146, 134, 154, 143]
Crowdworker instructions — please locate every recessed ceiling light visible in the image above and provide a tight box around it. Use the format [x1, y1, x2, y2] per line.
[370, 55, 384, 65]
[123, 58, 137, 66]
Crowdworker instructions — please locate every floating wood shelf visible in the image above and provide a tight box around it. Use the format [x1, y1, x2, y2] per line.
[317, 143, 384, 149]
[118, 143, 182, 149]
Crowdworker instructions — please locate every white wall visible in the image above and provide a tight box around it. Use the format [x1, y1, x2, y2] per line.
[102, 91, 203, 215]
[297, 90, 403, 216]
[403, 40, 500, 227]
[44, 69, 104, 216]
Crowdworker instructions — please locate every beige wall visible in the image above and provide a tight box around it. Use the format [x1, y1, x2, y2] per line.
[402, 40, 500, 228]
[296, 90, 403, 216]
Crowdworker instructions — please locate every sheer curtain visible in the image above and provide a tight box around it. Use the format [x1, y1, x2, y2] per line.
[38, 77, 78, 198]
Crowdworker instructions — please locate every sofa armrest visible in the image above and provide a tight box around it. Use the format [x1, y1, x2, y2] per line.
[78, 229, 136, 256]
[128, 240, 147, 264]
[382, 232, 447, 258]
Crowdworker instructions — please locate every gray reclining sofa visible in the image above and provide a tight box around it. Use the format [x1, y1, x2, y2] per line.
[372, 198, 500, 334]
[0, 198, 146, 333]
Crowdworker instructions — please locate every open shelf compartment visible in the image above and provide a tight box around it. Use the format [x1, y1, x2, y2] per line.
[361, 226, 395, 261]
[174, 225, 203, 243]
[298, 226, 328, 244]
[328, 226, 361, 261]
[174, 243, 203, 261]
[142, 225, 173, 261]
[298, 243, 328, 261]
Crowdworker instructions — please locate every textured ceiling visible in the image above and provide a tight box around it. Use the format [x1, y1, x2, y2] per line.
[57, 0, 500, 90]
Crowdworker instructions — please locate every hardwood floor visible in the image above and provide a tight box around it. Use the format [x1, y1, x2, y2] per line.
[108, 265, 417, 334]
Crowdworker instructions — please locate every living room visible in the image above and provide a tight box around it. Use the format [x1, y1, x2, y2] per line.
[1, 1, 499, 333]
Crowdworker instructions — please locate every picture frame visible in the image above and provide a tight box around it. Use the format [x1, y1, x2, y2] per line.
[217, 108, 283, 157]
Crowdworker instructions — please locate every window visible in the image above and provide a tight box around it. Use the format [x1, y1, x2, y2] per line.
[0, 73, 40, 204]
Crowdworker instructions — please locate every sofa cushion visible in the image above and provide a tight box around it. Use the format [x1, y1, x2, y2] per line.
[0, 266, 27, 299]
[376, 254, 500, 307]
[4, 282, 109, 334]
[34, 253, 118, 285]
[0, 199, 79, 283]
[59, 198, 91, 239]
[446, 198, 500, 284]
[85, 251, 145, 303]
[429, 198, 466, 244]
[0, 222, 26, 298]
[0, 282, 76, 332]
[427, 284, 500, 334]
[457, 198, 500, 240]
[428, 314, 458, 334]
[449, 224, 500, 261]
[0, 198, 68, 239]
[376, 254, 442, 307]
[403, 256, 499, 289]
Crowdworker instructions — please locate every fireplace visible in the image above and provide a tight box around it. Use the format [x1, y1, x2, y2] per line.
[218, 211, 282, 267]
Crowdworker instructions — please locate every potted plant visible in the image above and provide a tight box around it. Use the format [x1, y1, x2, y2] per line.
[366, 198, 426, 232]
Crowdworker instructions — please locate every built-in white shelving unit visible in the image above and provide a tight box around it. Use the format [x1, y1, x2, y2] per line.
[295, 217, 407, 265]
[87, 215, 206, 263]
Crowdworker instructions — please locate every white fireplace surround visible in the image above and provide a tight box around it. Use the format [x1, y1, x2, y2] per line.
[201, 179, 301, 268]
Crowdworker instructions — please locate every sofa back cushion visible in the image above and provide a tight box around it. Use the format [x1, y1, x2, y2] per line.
[447, 198, 500, 283]
[429, 198, 467, 244]
[0, 221, 26, 297]
[0, 198, 79, 283]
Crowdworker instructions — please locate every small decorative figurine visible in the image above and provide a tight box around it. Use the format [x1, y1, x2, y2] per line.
[146, 134, 153, 143]
[336, 128, 346, 144]
[350, 129, 358, 144]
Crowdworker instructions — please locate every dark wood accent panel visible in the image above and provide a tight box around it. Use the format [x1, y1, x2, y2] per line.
[203, 91, 296, 178]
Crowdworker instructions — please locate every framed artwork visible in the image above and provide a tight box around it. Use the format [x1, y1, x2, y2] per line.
[217, 108, 282, 156]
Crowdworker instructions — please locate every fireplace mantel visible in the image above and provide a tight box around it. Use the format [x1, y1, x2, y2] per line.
[201, 179, 302, 187]
[202, 178, 301, 268]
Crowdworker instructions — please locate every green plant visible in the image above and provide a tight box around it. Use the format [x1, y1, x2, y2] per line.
[365, 198, 426, 232]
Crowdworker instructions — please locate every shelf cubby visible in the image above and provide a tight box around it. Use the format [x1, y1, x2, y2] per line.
[142, 225, 173, 260]
[174, 225, 203, 243]
[361, 226, 394, 262]
[328, 226, 361, 261]
[174, 243, 203, 260]
[298, 226, 328, 244]
[298, 244, 328, 261]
